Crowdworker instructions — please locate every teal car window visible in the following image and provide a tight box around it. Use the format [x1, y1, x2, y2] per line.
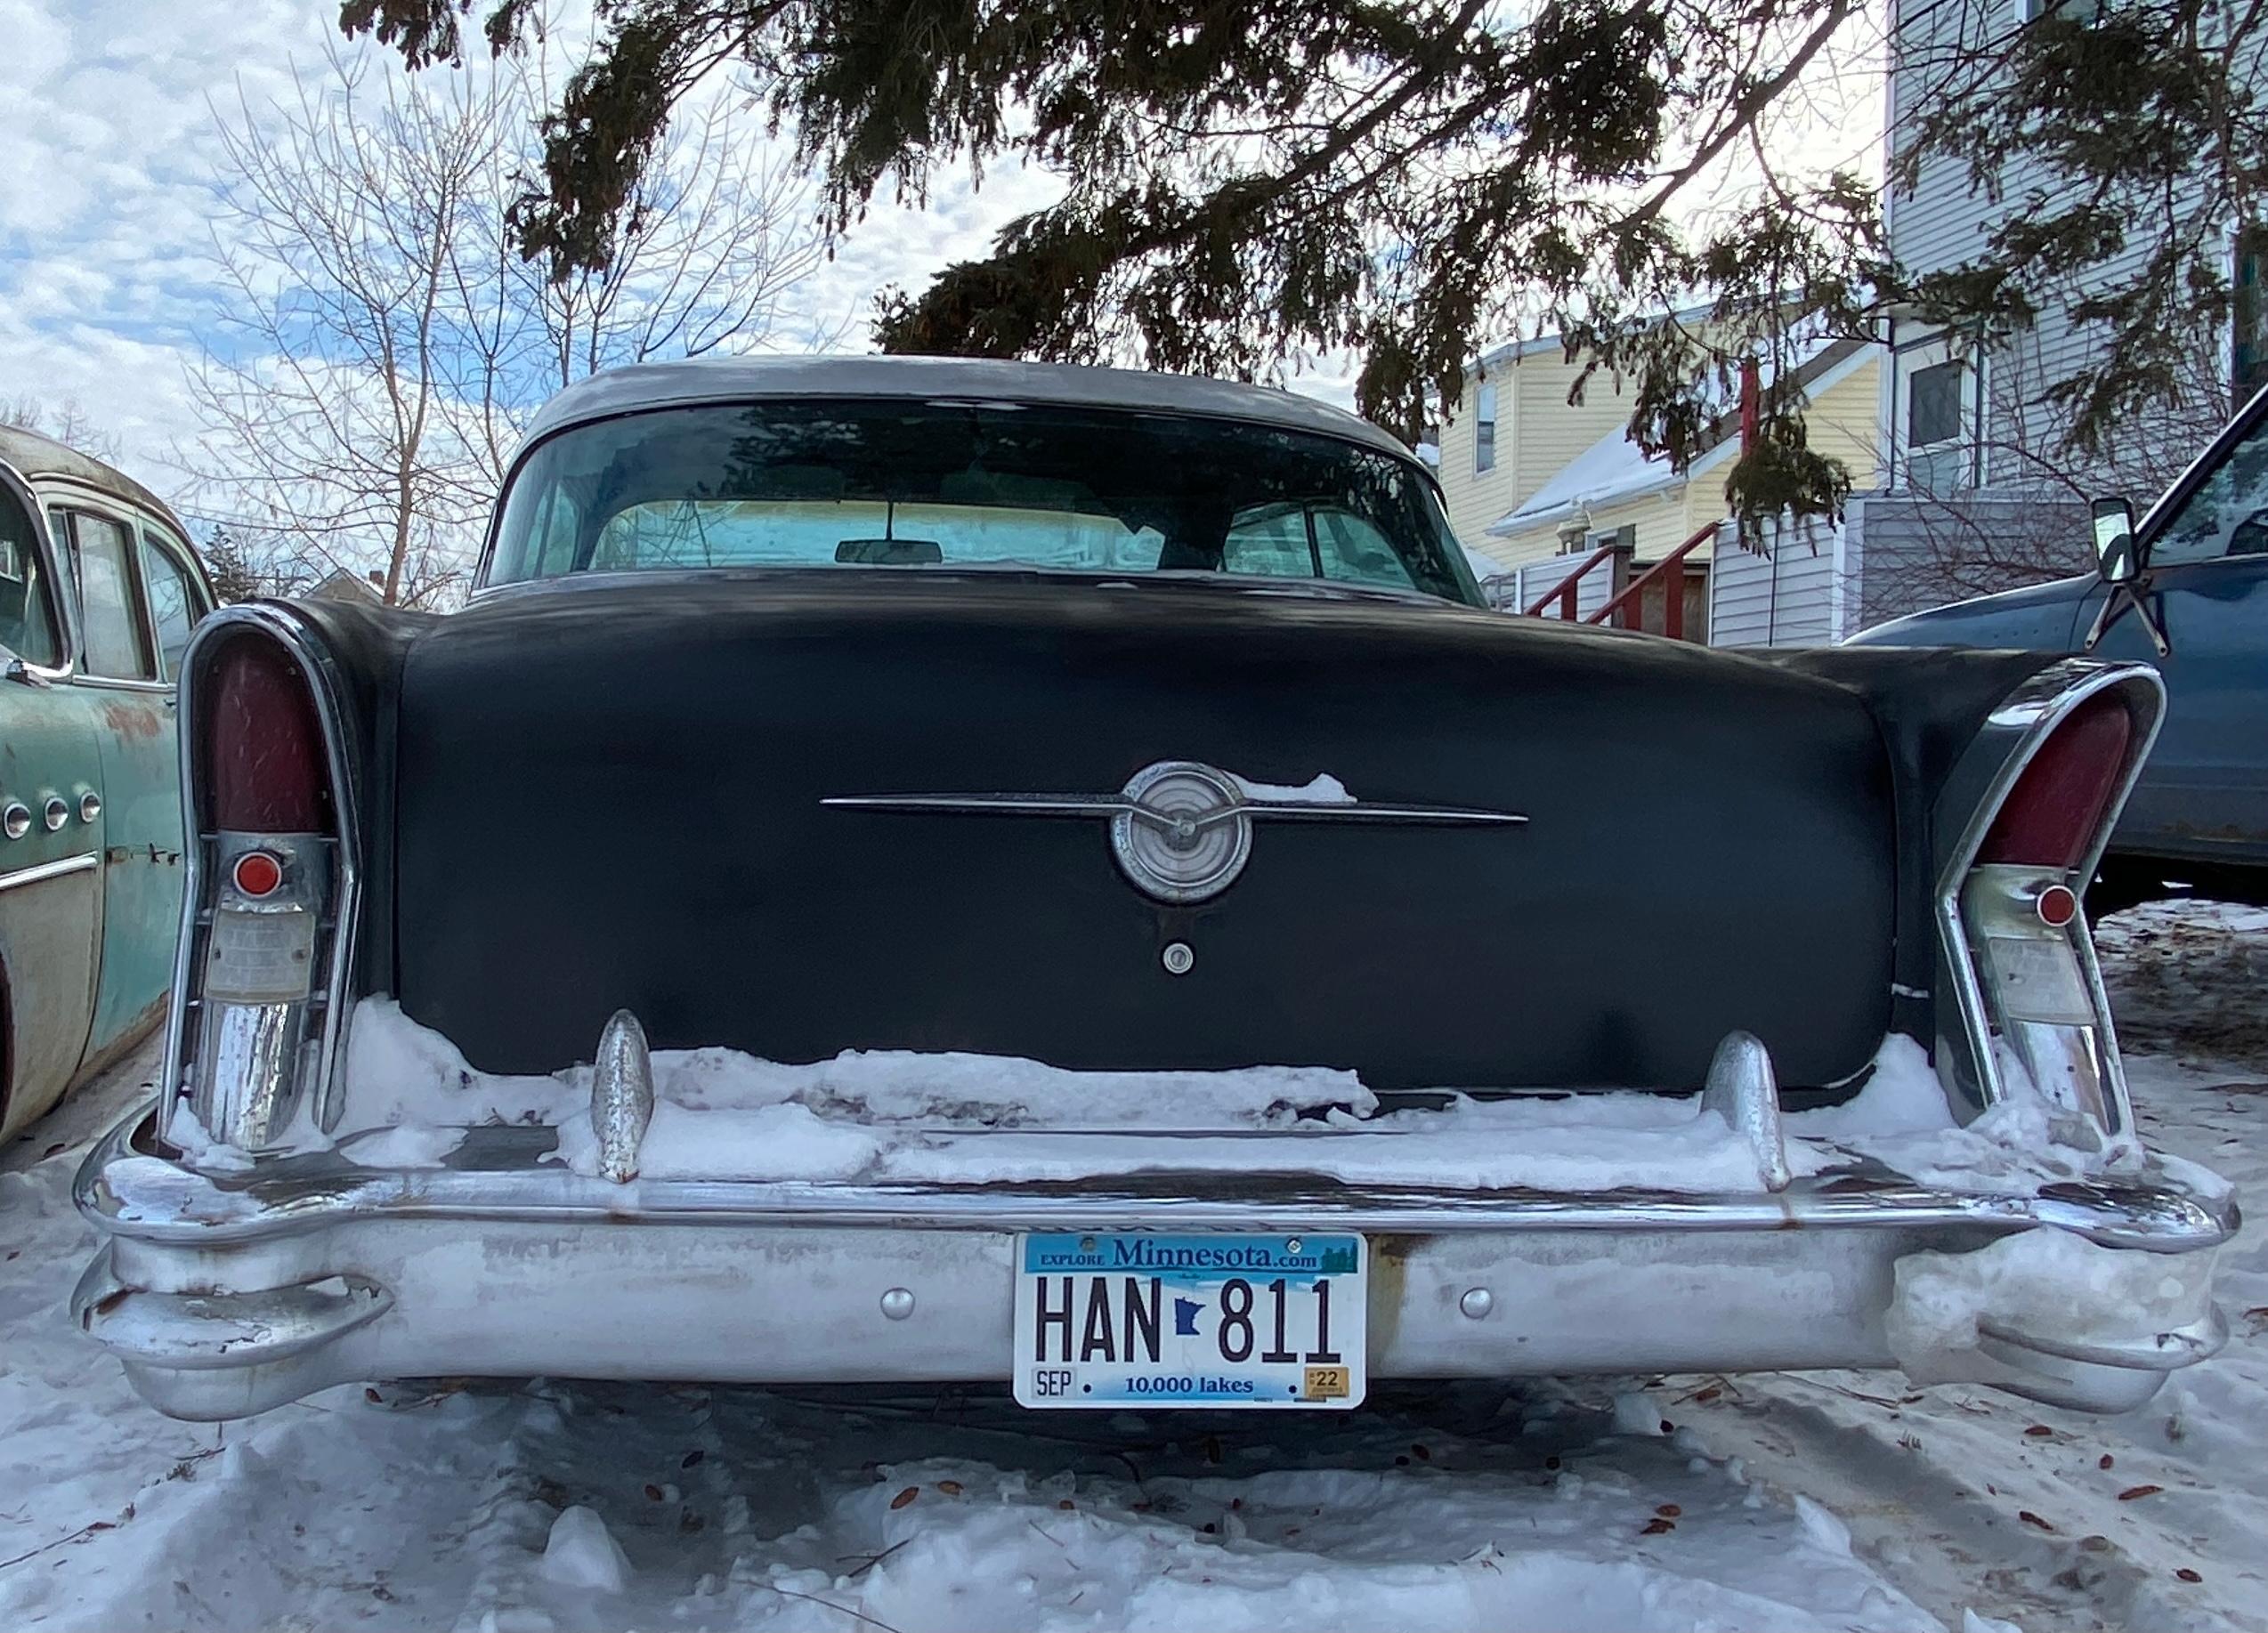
[138, 530, 203, 677]
[0, 486, 61, 667]
[2151, 412, 2268, 565]
[67, 512, 156, 680]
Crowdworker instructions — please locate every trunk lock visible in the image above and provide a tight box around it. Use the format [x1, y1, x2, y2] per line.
[1161, 942, 1195, 976]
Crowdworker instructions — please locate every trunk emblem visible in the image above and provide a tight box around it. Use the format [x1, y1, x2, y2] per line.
[823, 761, 1527, 905]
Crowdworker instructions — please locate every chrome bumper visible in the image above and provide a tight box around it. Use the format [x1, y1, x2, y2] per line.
[73, 1105, 2237, 1422]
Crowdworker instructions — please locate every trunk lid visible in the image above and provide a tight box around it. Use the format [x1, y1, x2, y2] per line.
[389, 571, 1893, 1092]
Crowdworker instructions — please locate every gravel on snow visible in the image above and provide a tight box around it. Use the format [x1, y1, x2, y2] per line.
[2, 899, 2260, 1632]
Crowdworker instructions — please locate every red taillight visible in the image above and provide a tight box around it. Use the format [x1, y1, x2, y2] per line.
[198, 634, 333, 834]
[231, 850, 284, 897]
[1977, 691, 2133, 871]
[2035, 883, 2078, 926]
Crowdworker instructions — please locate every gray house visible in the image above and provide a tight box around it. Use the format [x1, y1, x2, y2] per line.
[1862, 0, 2256, 622]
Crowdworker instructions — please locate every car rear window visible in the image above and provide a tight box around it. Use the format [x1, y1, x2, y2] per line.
[489, 400, 1477, 604]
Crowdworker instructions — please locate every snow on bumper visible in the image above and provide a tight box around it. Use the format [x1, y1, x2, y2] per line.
[73, 1103, 2235, 1423]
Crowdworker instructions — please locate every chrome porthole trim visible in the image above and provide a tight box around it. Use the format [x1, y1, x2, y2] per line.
[43, 795, 69, 832]
[1111, 761, 1253, 903]
[79, 791, 101, 825]
[2, 801, 28, 840]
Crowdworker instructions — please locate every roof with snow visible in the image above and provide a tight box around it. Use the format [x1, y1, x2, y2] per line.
[1467, 298, 1719, 378]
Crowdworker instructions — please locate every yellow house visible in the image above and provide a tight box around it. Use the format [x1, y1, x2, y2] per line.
[1437, 327, 1884, 612]
[1436, 334, 1634, 553]
[1482, 343, 1882, 572]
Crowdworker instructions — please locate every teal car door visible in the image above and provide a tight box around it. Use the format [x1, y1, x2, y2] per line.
[0, 468, 104, 1138]
[48, 501, 204, 1062]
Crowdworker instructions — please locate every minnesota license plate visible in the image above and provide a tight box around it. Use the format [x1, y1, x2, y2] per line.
[1013, 1233, 1366, 1409]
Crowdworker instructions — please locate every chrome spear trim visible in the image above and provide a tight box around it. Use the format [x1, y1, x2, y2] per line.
[1701, 1031, 1791, 1193]
[592, 1009, 655, 1184]
[825, 759, 1526, 903]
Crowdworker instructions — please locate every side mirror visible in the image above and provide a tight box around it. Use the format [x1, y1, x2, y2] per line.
[2092, 497, 2141, 583]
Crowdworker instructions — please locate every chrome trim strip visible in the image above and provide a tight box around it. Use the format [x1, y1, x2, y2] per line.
[0, 851, 99, 892]
[1932, 658, 2166, 1122]
[69, 676, 174, 695]
[833, 759, 1526, 904]
[822, 795, 1527, 827]
[76, 1107, 2238, 1255]
[162, 606, 366, 1144]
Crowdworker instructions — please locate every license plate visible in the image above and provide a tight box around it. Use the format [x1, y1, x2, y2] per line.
[1013, 1233, 1366, 1409]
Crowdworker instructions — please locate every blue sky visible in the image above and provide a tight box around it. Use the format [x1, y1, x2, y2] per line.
[0, 0, 1366, 507]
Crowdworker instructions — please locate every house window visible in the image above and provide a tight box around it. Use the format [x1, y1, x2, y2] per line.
[2236, 223, 2268, 398]
[1905, 359, 1972, 493]
[1474, 382, 1498, 474]
[2012, 0, 2102, 26]
[1567, 523, 1634, 556]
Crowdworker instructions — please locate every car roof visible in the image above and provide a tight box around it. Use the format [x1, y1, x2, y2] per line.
[519, 355, 1417, 465]
[0, 423, 186, 532]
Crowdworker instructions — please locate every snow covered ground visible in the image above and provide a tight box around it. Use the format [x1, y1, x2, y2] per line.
[3, 899, 2261, 1632]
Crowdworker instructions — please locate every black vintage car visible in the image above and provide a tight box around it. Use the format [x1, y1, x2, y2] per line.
[75, 358, 2231, 1421]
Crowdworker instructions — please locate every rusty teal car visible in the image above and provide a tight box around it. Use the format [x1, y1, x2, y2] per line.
[1, 426, 215, 1143]
[1853, 385, 2268, 909]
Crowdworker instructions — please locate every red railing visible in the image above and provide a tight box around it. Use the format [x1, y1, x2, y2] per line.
[1521, 542, 1619, 619]
[1584, 521, 1718, 642]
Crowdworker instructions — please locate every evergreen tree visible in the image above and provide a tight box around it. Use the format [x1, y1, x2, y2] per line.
[343, 0, 2268, 525]
[201, 525, 264, 604]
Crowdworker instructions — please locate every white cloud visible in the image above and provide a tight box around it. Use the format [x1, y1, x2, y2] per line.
[0, 0, 1047, 496]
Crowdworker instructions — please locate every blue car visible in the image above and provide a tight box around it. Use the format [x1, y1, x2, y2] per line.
[1853, 386, 2268, 909]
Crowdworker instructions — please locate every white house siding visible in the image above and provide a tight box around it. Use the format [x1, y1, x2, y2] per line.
[1707, 519, 1847, 646]
[1505, 553, 1621, 620]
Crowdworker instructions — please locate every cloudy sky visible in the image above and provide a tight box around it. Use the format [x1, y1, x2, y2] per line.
[0, 0, 1373, 518]
[4, 0, 1877, 533]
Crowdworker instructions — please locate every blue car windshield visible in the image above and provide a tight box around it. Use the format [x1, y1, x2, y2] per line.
[487, 399, 1478, 604]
